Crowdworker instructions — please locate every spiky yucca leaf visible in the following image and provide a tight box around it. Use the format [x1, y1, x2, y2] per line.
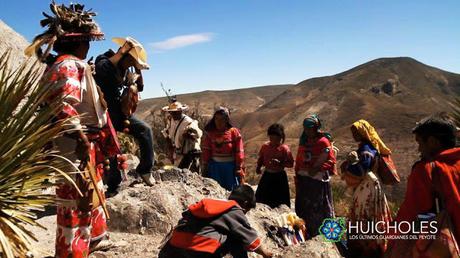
[0, 50, 77, 257]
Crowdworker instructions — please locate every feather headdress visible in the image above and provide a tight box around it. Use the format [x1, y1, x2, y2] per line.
[25, 1, 104, 61]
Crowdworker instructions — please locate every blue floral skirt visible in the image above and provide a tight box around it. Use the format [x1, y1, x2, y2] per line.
[207, 160, 240, 191]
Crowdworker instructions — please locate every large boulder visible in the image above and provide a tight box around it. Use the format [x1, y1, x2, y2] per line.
[106, 169, 227, 235]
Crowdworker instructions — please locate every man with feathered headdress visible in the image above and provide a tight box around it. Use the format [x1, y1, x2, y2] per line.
[25, 2, 119, 257]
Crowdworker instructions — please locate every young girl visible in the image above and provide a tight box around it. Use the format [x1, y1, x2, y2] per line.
[255, 123, 294, 208]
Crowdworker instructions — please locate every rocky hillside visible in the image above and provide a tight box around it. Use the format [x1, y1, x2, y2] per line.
[28, 168, 343, 258]
[237, 57, 460, 141]
[0, 20, 30, 65]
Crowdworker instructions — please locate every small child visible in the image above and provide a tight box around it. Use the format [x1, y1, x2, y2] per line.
[255, 123, 294, 208]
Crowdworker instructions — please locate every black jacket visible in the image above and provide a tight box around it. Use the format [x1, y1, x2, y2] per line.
[94, 49, 124, 115]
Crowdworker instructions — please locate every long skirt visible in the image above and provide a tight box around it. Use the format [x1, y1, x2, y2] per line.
[295, 175, 334, 238]
[256, 170, 290, 208]
[54, 137, 108, 258]
[207, 160, 240, 191]
[348, 172, 392, 258]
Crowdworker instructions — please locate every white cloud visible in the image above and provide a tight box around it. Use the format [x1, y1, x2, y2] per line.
[150, 33, 214, 51]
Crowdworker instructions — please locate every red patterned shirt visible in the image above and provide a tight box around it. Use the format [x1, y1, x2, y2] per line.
[257, 142, 294, 171]
[201, 127, 245, 168]
[43, 54, 108, 130]
[295, 136, 335, 181]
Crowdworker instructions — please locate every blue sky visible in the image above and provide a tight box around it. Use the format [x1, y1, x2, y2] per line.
[1, 1, 459, 98]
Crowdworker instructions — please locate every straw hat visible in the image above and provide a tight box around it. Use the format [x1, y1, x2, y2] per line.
[162, 101, 189, 112]
[112, 37, 150, 70]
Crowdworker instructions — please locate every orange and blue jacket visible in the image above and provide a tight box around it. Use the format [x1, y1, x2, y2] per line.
[169, 198, 261, 254]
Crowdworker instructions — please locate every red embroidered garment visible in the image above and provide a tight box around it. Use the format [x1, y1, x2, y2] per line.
[44, 54, 119, 257]
[201, 127, 245, 168]
[55, 144, 107, 258]
[294, 136, 335, 174]
[257, 142, 294, 171]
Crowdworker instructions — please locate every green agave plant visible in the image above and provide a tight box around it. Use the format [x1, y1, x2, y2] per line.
[0, 51, 77, 257]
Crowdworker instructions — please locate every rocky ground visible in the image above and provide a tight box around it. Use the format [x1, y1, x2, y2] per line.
[28, 167, 343, 258]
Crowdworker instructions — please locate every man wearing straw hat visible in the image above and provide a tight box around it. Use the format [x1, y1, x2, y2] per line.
[95, 36, 155, 192]
[162, 101, 202, 171]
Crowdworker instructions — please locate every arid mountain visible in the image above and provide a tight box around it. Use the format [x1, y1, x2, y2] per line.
[235, 57, 458, 140]
[139, 57, 460, 201]
[136, 84, 293, 119]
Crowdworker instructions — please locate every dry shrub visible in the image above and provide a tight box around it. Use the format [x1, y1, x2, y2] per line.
[118, 132, 139, 156]
[331, 180, 352, 217]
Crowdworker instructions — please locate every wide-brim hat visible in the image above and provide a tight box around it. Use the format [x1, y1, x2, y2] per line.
[162, 101, 189, 112]
[113, 37, 150, 70]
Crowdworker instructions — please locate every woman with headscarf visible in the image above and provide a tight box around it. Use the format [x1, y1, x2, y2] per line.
[201, 107, 245, 191]
[294, 114, 336, 238]
[341, 119, 392, 258]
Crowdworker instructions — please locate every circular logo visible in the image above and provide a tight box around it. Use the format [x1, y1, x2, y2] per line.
[319, 218, 346, 242]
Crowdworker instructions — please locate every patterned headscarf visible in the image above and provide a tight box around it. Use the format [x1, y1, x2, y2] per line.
[303, 114, 321, 129]
[352, 119, 391, 155]
[299, 114, 332, 145]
